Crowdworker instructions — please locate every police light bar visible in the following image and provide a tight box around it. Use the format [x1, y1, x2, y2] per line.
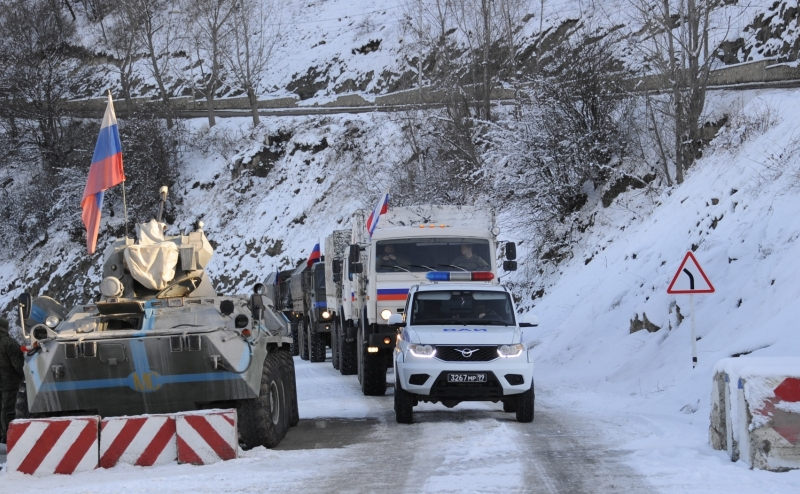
[425, 271, 495, 282]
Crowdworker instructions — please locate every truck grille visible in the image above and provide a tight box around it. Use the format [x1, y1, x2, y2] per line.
[434, 346, 498, 362]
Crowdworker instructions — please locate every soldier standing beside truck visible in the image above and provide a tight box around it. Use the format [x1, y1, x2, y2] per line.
[0, 316, 24, 443]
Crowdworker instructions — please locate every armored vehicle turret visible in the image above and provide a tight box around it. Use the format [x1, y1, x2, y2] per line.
[16, 187, 299, 449]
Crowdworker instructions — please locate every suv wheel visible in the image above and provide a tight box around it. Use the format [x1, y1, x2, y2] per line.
[394, 384, 414, 424]
[515, 382, 535, 423]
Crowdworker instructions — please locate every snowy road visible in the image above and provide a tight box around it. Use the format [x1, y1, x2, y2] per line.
[0, 354, 654, 493]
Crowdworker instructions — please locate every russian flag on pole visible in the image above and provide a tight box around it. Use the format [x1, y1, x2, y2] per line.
[366, 191, 389, 237]
[81, 92, 125, 254]
[306, 242, 321, 268]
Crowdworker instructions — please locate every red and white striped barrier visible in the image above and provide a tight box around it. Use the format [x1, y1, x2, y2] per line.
[176, 409, 238, 465]
[711, 358, 800, 471]
[99, 415, 176, 468]
[6, 416, 99, 476]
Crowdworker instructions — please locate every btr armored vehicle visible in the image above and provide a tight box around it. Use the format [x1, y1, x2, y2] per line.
[17, 187, 298, 448]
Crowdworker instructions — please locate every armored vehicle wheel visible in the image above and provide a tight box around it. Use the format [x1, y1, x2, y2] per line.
[331, 323, 340, 370]
[309, 330, 326, 362]
[237, 351, 289, 449]
[515, 383, 535, 423]
[502, 399, 517, 413]
[339, 324, 357, 375]
[394, 384, 414, 424]
[289, 321, 300, 356]
[299, 320, 309, 361]
[276, 349, 299, 427]
[360, 336, 387, 396]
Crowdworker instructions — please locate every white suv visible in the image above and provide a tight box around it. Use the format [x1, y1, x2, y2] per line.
[390, 282, 538, 423]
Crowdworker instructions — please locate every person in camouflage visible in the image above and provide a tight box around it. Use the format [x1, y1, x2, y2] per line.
[0, 317, 24, 443]
[451, 244, 490, 271]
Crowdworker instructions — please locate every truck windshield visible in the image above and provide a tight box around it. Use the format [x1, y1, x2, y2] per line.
[375, 238, 491, 273]
[410, 290, 515, 326]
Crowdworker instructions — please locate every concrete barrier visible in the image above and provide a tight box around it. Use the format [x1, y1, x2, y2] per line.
[711, 358, 800, 471]
[6, 416, 100, 476]
[176, 409, 238, 465]
[99, 414, 177, 468]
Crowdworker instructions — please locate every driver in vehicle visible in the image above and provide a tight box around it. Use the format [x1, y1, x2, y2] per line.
[474, 302, 499, 320]
[451, 244, 489, 271]
[379, 244, 410, 271]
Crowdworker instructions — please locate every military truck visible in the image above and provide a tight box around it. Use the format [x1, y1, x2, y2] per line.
[324, 230, 357, 374]
[265, 268, 303, 356]
[16, 187, 299, 449]
[340, 205, 517, 396]
[289, 260, 333, 363]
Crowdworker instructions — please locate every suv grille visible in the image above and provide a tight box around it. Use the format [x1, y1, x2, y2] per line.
[434, 346, 498, 362]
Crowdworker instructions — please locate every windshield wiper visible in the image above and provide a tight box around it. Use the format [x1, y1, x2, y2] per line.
[409, 264, 436, 272]
[380, 264, 411, 273]
[438, 264, 468, 272]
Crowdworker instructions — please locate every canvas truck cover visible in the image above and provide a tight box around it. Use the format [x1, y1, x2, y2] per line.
[325, 230, 350, 310]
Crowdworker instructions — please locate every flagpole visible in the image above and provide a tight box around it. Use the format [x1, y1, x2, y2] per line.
[122, 179, 129, 239]
[109, 90, 130, 240]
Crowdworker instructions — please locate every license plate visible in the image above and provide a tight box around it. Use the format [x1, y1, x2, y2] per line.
[447, 373, 487, 383]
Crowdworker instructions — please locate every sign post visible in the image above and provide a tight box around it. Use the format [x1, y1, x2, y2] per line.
[667, 251, 715, 368]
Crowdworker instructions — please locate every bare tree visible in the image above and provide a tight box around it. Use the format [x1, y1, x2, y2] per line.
[631, 0, 718, 185]
[106, 9, 141, 111]
[118, 0, 178, 127]
[222, 0, 282, 127]
[182, 0, 237, 128]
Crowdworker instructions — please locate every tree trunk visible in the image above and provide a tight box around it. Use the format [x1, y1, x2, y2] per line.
[481, 0, 491, 120]
[247, 87, 260, 126]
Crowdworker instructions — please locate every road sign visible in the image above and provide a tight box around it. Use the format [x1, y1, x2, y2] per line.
[667, 251, 715, 294]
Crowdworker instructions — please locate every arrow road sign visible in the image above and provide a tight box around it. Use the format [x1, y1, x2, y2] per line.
[667, 251, 715, 294]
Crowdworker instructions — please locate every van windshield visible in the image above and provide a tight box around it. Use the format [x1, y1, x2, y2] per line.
[410, 290, 515, 326]
[375, 238, 491, 273]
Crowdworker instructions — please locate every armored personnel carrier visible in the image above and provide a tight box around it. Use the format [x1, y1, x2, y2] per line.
[16, 187, 299, 448]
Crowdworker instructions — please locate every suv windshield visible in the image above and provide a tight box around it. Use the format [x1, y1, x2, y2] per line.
[410, 290, 515, 326]
[375, 238, 491, 273]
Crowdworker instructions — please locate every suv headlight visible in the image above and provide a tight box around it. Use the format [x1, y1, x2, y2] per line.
[497, 344, 525, 358]
[408, 344, 436, 358]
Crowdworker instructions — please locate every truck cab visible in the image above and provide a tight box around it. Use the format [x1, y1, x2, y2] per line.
[290, 261, 333, 362]
[391, 282, 538, 424]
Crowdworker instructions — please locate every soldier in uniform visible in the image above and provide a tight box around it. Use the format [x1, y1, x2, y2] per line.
[0, 317, 24, 443]
[451, 244, 490, 271]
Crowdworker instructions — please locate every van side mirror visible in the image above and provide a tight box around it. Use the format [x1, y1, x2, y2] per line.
[388, 313, 405, 327]
[503, 260, 517, 271]
[19, 292, 32, 319]
[350, 262, 363, 274]
[506, 242, 516, 260]
[349, 245, 359, 263]
[332, 259, 342, 274]
[519, 313, 539, 327]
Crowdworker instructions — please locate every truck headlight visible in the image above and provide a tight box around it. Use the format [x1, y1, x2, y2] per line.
[322, 310, 331, 319]
[380, 309, 392, 321]
[497, 344, 525, 358]
[408, 344, 436, 358]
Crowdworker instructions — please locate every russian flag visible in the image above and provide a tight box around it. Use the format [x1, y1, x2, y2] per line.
[306, 242, 321, 267]
[81, 92, 125, 254]
[366, 191, 389, 237]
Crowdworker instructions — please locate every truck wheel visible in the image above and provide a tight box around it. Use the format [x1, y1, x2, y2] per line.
[299, 320, 309, 361]
[276, 349, 300, 427]
[289, 321, 300, 356]
[361, 345, 387, 396]
[502, 399, 517, 413]
[394, 384, 414, 424]
[357, 326, 364, 384]
[331, 323, 340, 370]
[515, 383, 535, 423]
[309, 330, 326, 362]
[339, 324, 357, 375]
[237, 351, 289, 449]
